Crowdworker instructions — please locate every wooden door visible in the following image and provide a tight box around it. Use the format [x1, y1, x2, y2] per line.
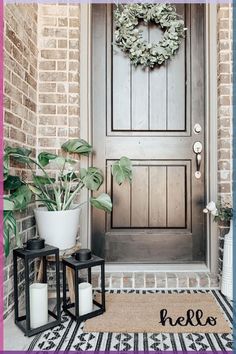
[91, 4, 206, 263]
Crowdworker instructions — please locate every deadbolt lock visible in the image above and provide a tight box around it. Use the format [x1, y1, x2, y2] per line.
[194, 123, 202, 134]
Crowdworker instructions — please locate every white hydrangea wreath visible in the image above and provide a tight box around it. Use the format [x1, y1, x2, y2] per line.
[114, 4, 186, 68]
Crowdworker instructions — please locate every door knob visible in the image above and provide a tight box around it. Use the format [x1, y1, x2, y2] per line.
[193, 142, 202, 179]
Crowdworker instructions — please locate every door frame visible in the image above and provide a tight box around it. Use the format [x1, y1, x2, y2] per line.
[79, 4, 218, 273]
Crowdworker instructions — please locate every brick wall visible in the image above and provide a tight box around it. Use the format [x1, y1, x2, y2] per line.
[37, 4, 80, 156]
[3, 4, 38, 318]
[217, 4, 233, 275]
[3, 3, 80, 318]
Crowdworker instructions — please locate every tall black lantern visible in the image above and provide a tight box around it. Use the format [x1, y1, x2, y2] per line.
[13, 241, 61, 337]
[62, 250, 105, 322]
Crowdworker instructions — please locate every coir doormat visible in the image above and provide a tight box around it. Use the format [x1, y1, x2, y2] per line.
[84, 292, 231, 333]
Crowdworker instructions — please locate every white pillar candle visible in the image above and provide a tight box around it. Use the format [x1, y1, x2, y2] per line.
[30, 283, 48, 329]
[79, 282, 93, 316]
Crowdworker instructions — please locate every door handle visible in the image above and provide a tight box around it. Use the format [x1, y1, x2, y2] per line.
[193, 142, 202, 179]
[196, 153, 201, 171]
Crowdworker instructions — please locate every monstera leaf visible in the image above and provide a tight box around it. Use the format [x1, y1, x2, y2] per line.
[4, 155, 9, 181]
[111, 156, 132, 185]
[9, 185, 32, 211]
[4, 146, 32, 156]
[3, 184, 32, 256]
[4, 175, 23, 191]
[80, 167, 103, 191]
[61, 139, 92, 156]
[4, 211, 18, 257]
[38, 152, 58, 167]
[5, 146, 32, 165]
[3, 198, 15, 211]
[90, 193, 112, 212]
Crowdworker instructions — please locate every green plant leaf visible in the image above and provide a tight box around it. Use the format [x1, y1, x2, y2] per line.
[5, 146, 32, 156]
[5, 146, 32, 164]
[38, 152, 58, 167]
[4, 210, 18, 257]
[54, 156, 67, 167]
[90, 193, 112, 212]
[3, 155, 9, 181]
[4, 228, 10, 257]
[61, 139, 93, 156]
[11, 155, 31, 164]
[3, 197, 15, 211]
[54, 156, 77, 167]
[79, 168, 87, 179]
[28, 184, 42, 195]
[80, 167, 103, 191]
[33, 175, 56, 185]
[9, 185, 32, 211]
[111, 156, 132, 185]
[4, 175, 23, 191]
[60, 172, 78, 181]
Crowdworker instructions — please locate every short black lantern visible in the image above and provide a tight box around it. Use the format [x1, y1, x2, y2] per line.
[13, 242, 61, 337]
[62, 250, 105, 322]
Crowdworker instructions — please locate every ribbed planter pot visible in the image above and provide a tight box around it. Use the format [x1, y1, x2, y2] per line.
[221, 219, 233, 300]
[34, 207, 81, 250]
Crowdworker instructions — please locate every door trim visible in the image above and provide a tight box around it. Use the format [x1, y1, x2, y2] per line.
[79, 3, 92, 249]
[80, 4, 218, 273]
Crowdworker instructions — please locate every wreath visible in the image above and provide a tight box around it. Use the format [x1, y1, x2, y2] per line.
[114, 4, 186, 69]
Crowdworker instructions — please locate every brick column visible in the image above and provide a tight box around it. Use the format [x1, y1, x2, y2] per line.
[217, 4, 233, 274]
[38, 4, 80, 155]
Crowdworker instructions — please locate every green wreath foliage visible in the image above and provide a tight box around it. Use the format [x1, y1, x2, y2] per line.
[114, 4, 186, 68]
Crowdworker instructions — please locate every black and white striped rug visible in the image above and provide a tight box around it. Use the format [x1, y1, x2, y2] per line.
[28, 290, 233, 351]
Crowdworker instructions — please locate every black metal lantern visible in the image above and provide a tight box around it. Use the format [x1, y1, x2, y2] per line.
[62, 250, 105, 322]
[13, 242, 61, 337]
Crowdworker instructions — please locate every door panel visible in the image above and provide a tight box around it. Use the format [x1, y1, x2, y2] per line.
[149, 166, 167, 227]
[112, 5, 186, 132]
[110, 163, 188, 229]
[91, 4, 206, 263]
[167, 166, 186, 227]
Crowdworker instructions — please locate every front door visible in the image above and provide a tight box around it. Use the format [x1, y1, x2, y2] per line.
[91, 4, 206, 263]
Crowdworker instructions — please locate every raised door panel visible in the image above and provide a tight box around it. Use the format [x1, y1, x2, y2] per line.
[108, 161, 190, 230]
[111, 5, 187, 132]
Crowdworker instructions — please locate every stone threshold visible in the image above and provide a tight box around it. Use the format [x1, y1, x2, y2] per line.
[91, 272, 219, 289]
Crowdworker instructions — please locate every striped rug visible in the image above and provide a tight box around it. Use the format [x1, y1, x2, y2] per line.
[28, 290, 233, 352]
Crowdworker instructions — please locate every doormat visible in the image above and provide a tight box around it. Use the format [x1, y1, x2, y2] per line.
[84, 292, 231, 334]
[28, 290, 233, 351]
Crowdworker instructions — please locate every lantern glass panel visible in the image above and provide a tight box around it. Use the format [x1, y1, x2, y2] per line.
[62, 254, 106, 322]
[13, 245, 61, 337]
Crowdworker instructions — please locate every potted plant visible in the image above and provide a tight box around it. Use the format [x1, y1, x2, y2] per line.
[203, 201, 233, 299]
[4, 139, 132, 255]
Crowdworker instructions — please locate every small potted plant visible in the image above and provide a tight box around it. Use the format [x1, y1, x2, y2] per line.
[4, 139, 132, 254]
[203, 201, 233, 299]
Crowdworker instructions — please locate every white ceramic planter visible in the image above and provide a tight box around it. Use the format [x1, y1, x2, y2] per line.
[221, 219, 233, 300]
[34, 207, 81, 250]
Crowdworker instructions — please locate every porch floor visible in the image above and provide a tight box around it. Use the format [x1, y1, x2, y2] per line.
[4, 290, 232, 351]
